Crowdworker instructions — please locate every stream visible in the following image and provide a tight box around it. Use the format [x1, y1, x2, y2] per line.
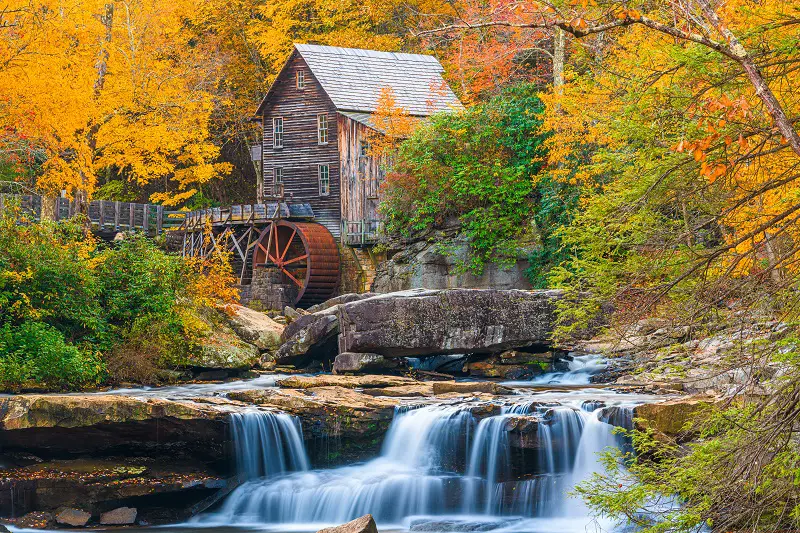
[8, 356, 660, 533]
[190, 356, 655, 533]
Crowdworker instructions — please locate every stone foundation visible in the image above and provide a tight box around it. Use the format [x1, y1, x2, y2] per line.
[249, 267, 297, 311]
[339, 244, 383, 294]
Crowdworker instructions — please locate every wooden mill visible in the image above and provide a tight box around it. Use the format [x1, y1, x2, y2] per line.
[181, 44, 462, 308]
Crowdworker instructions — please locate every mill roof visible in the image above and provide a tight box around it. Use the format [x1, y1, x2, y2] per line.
[256, 44, 463, 117]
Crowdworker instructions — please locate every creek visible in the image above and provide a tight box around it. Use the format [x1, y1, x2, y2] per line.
[185, 356, 654, 533]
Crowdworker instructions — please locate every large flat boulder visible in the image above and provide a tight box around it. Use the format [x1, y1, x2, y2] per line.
[338, 289, 560, 358]
[0, 395, 229, 457]
[276, 374, 417, 389]
[227, 387, 399, 465]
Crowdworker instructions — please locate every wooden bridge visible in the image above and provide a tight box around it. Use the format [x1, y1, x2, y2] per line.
[0, 182, 184, 235]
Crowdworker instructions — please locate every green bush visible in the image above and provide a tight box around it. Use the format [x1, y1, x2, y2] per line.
[0, 321, 103, 390]
[381, 84, 579, 279]
[0, 206, 233, 390]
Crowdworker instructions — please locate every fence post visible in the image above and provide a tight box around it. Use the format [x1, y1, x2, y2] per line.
[156, 205, 163, 234]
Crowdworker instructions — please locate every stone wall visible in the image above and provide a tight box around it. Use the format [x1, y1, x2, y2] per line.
[339, 244, 384, 294]
[249, 267, 297, 311]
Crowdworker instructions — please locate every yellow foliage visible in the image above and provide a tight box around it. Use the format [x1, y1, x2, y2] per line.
[0, 0, 228, 203]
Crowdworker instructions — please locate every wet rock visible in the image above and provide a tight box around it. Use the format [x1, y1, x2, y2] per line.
[276, 309, 340, 366]
[431, 381, 514, 395]
[14, 512, 54, 529]
[194, 370, 229, 381]
[333, 352, 400, 374]
[361, 384, 436, 397]
[317, 514, 378, 533]
[0, 457, 228, 520]
[465, 360, 545, 380]
[634, 396, 716, 441]
[226, 304, 284, 353]
[0, 524, 10, 533]
[0, 395, 228, 457]
[55, 508, 91, 527]
[228, 387, 398, 464]
[338, 289, 560, 358]
[504, 415, 542, 449]
[276, 374, 417, 389]
[409, 517, 523, 532]
[100, 507, 137, 525]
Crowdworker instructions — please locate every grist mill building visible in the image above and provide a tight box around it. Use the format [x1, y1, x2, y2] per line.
[180, 45, 462, 310]
[253, 44, 462, 291]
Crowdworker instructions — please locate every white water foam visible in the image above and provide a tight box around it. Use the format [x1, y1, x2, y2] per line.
[197, 394, 640, 533]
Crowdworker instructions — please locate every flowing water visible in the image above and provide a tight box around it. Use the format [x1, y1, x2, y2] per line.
[189, 359, 656, 533]
[7, 355, 655, 533]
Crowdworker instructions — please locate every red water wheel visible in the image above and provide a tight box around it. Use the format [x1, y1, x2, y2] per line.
[252, 220, 340, 308]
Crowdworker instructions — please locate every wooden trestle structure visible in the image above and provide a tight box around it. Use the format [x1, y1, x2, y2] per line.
[179, 203, 341, 308]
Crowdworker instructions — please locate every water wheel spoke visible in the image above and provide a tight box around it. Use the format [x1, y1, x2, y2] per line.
[281, 267, 304, 288]
[282, 253, 309, 266]
[279, 229, 297, 262]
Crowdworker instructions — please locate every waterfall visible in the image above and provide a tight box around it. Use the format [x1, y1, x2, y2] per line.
[203, 399, 639, 532]
[229, 410, 309, 479]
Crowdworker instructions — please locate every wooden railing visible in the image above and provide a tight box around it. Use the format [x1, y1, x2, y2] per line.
[0, 189, 184, 236]
[342, 219, 381, 246]
[181, 202, 314, 232]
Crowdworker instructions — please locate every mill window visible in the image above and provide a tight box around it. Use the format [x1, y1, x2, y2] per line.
[318, 164, 330, 196]
[273, 117, 284, 149]
[318, 114, 329, 144]
[296, 70, 305, 89]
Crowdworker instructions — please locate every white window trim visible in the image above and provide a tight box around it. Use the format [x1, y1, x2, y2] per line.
[317, 114, 329, 145]
[318, 164, 330, 196]
[273, 117, 284, 149]
[273, 167, 283, 184]
[296, 70, 305, 90]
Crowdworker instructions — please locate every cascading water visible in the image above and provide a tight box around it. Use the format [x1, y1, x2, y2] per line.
[201, 396, 639, 532]
[229, 410, 309, 479]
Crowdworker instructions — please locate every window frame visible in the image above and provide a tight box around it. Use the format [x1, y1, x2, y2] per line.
[318, 164, 330, 196]
[272, 117, 284, 149]
[296, 69, 305, 90]
[273, 167, 283, 185]
[317, 114, 329, 145]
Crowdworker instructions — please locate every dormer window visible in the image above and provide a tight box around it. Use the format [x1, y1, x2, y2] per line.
[296, 70, 305, 89]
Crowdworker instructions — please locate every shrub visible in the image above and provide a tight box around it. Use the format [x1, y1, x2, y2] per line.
[380, 84, 554, 275]
[0, 206, 238, 390]
[0, 321, 104, 390]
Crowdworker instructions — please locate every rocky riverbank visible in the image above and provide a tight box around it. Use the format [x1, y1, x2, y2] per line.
[0, 288, 717, 529]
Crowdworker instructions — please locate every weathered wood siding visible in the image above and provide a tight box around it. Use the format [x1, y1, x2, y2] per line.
[261, 51, 341, 236]
[338, 114, 385, 224]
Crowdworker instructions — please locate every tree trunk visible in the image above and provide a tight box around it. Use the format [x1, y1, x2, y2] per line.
[553, 27, 565, 92]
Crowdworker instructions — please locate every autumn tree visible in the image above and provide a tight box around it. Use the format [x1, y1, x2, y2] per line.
[0, 0, 230, 206]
